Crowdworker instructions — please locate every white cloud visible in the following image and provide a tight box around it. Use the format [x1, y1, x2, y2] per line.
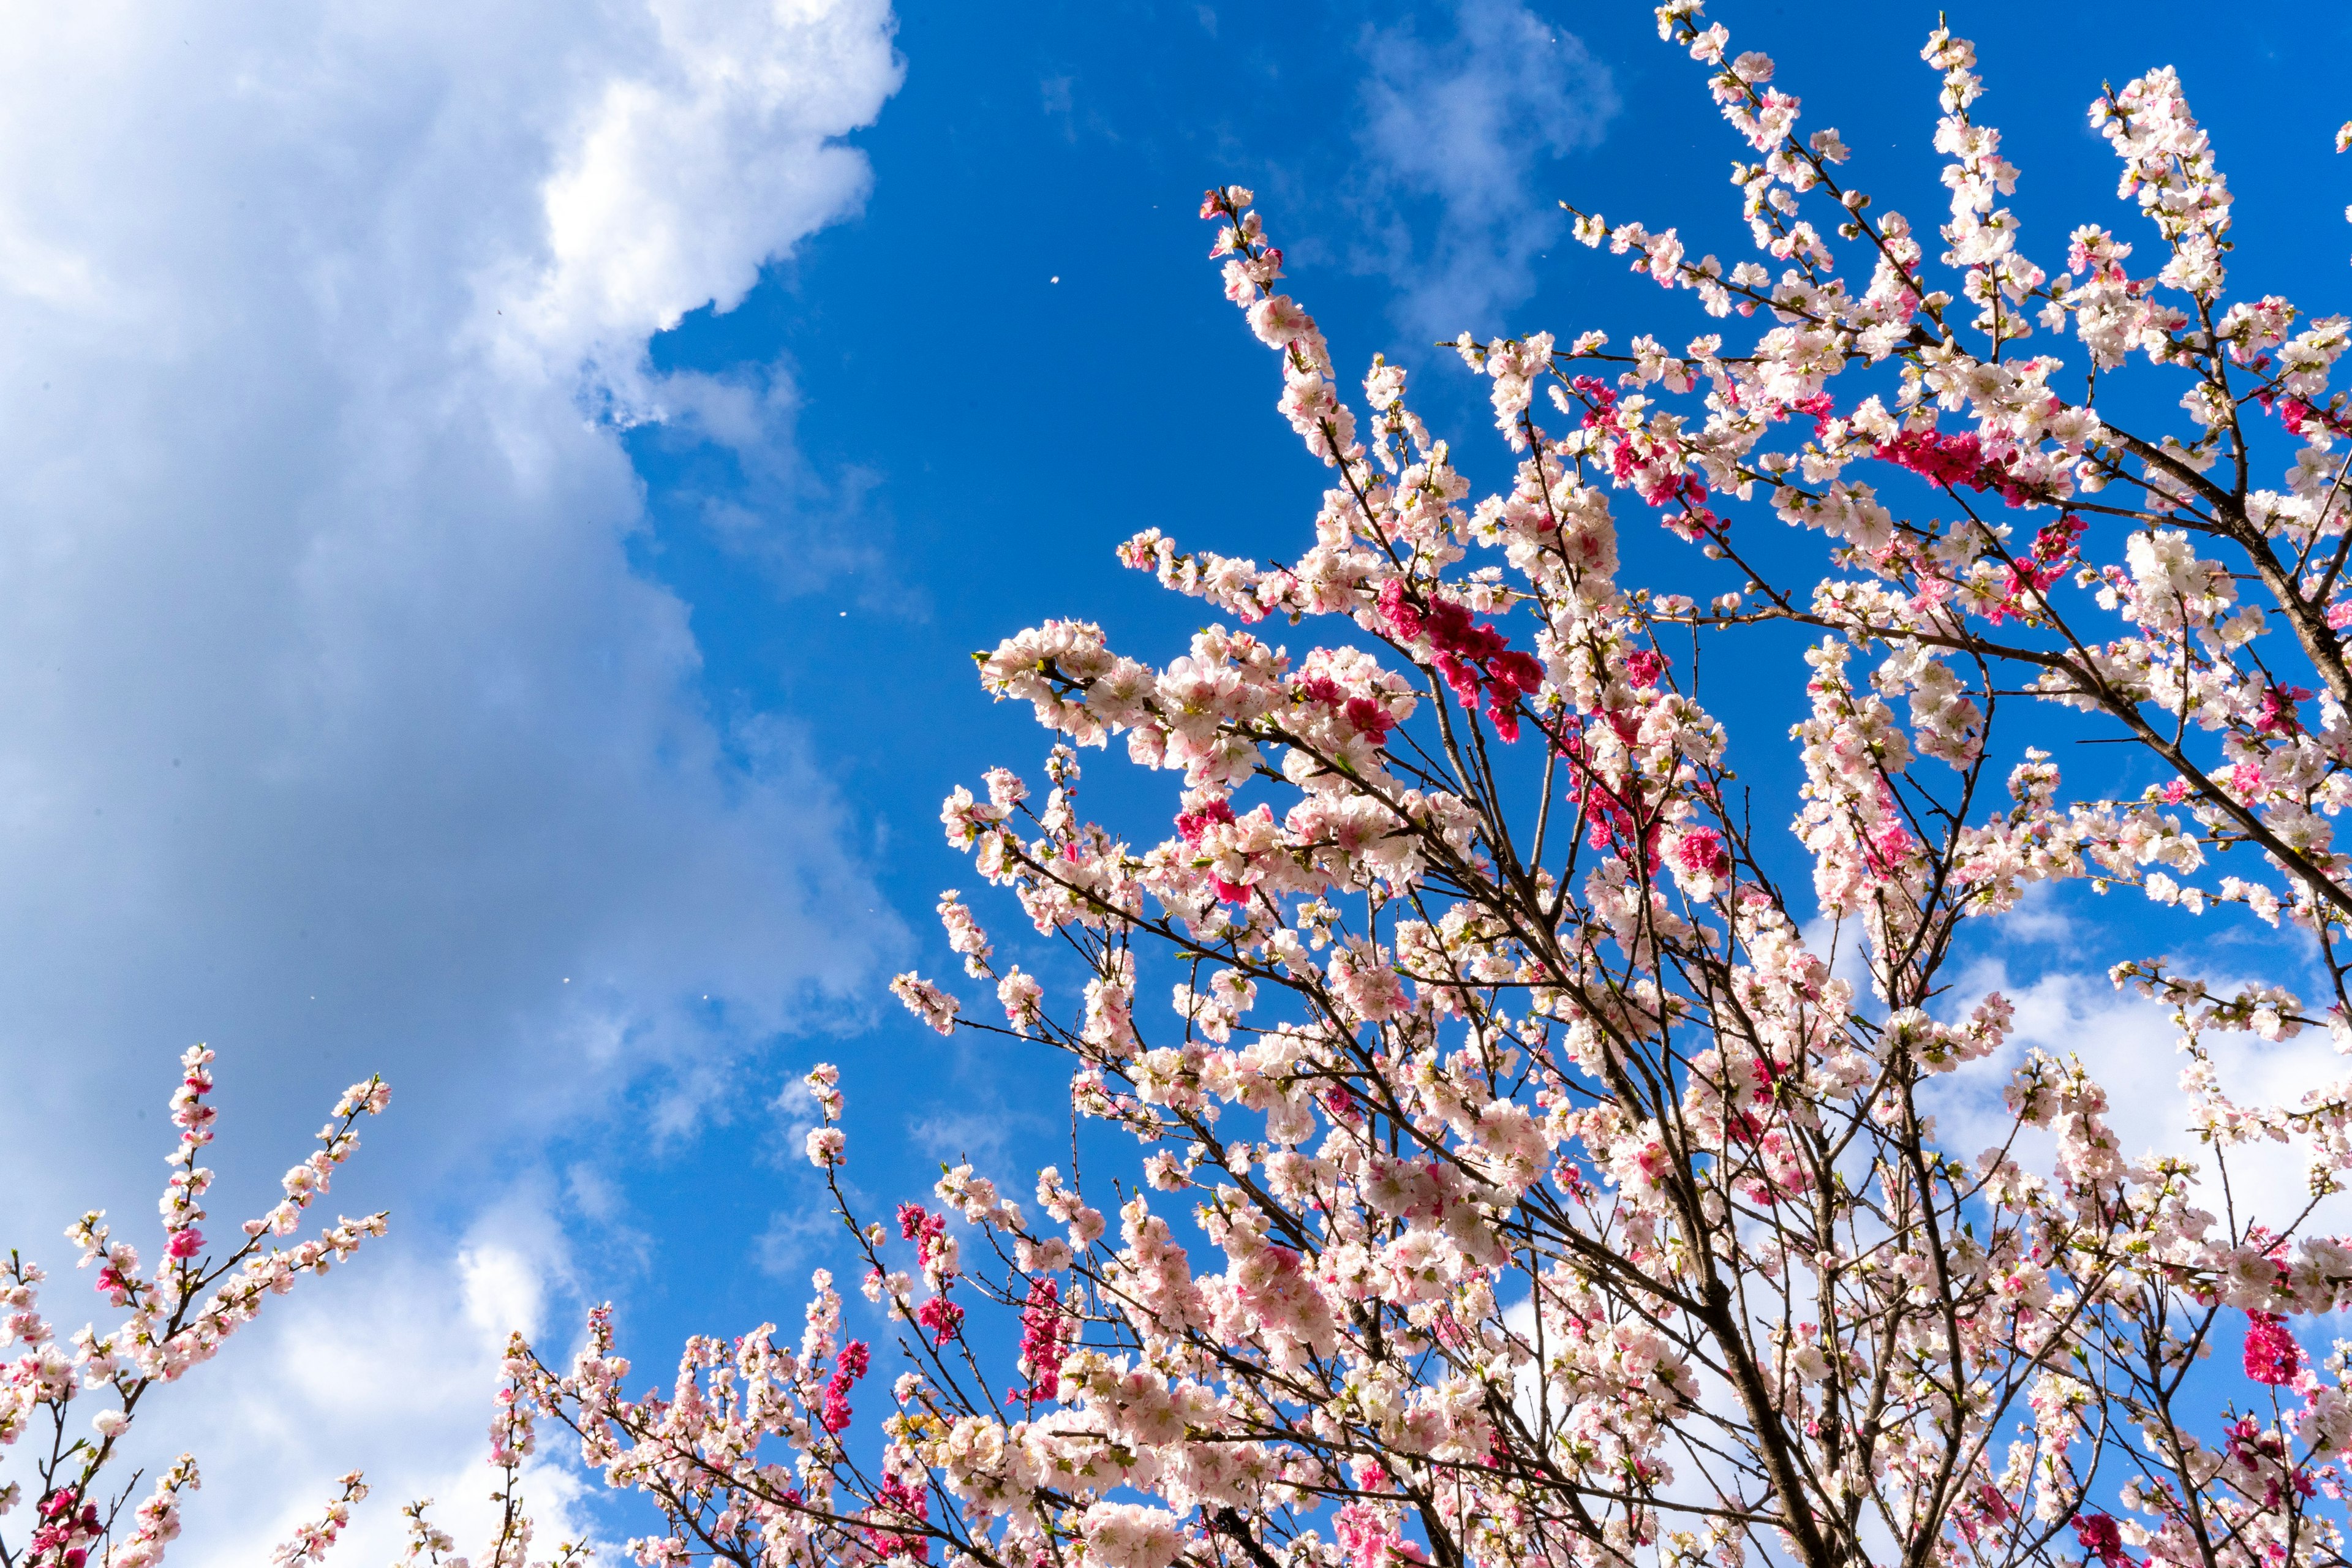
[1798, 896, 2350, 1247]
[1927, 957, 2352, 1237]
[523, 0, 897, 359]
[0, 0, 906, 1185]
[0, 0, 905, 1551]
[123, 1206, 603, 1566]
[1352, 0, 1617, 342]
[1989, 880, 2076, 944]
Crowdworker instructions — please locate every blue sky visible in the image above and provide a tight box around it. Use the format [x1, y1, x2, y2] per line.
[1, 0, 2349, 1555]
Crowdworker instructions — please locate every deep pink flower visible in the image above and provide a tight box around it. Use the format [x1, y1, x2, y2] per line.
[2244, 1311, 2303, 1385]
[1874, 426, 2042, 502]
[1011, 1278, 1069, 1408]
[2073, 1511, 2130, 1568]
[1174, 798, 1237, 847]
[820, 1339, 869, 1434]
[863, 1474, 932, 1562]
[1673, 827, 1732, 883]
[2255, 685, 2313, 739]
[915, 1295, 965, 1347]
[1343, 696, 1395, 743]
[1376, 579, 1543, 741]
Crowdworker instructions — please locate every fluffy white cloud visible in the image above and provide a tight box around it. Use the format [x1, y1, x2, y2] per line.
[1928, 952, 2352, 1236]
[0, 0, 904, 1551]
[1352, 0, 1617, 341]
[1809, 896, 2351, 1237]
[0, 0, 906, 1184]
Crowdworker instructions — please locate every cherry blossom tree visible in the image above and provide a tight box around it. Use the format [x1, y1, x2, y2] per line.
[525, 9, 2352, 1568]
[40, 3, 2352, 1566]
[0, 1050, 391, 1566]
